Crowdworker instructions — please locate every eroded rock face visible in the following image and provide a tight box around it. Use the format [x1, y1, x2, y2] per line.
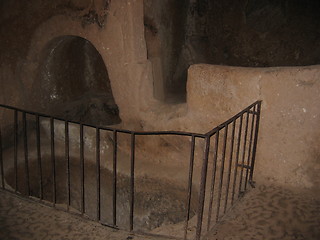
[0, 0, 125, 127]
[144, 0, 320, 102]
[31, 35, 121, 126]
[144, 0, 189, 103]
[50, 93, 121, 126]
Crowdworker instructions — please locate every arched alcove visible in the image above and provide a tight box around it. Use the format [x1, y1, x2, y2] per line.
[32, 35, 121, 126]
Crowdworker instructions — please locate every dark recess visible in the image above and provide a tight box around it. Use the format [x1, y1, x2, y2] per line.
[32, 36, 121, 126]
[144, 0, 320, 103]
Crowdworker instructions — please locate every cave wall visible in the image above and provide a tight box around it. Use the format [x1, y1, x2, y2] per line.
[0, 0, 154, 127]
[204, 0, 320, 67]
[144, 0, 320, 102]
[143, 0, 188, 103]
[31, 36, 121, 126]
[187, 64, 320, 191]
[2, 0, 319, 121]
[0, 0, 319, 190]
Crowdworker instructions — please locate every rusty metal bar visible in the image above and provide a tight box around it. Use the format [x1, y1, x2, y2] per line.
[14, 110, 18, 192]
[23, 112, 30, 196]
[238, 111, 249, 195]
[36, 115, 43, 200]
[206, 101, 260, 137]
[207, 131, 219, 230]
[0, 101, 261, 139]
[249, 101, 261, 183]
[216, 125, 228, 222]
[0, 101, 261, 240]
[130, 133, 135, 231]
[50, 117, 56, 206]
[0, 104, 205, 138]
[184, 135, 196, 240]
[80, 124, 85, 214]
[65, 121, 70, 210]
[237, 164, 251, 169]
[112, 130, 118, 226]
[224, 120, 236, 213]
[244, 106, 256, 190]
[0, 125, 4, 189]
[195, 136, 210, 240]
[231, 115, 243, 204]
[96, 127, 101, 221]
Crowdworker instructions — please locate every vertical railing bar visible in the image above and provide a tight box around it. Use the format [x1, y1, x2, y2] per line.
[23, 112, 30, 196]
[207, 131, 219, 230]
[215, 125, 228, 222]
[36, 115, 43, 200]
[96, 127, 101, 221]
[0, 101, 261, 237]
[80, 124, 85, 214]
[112, 130, 118, 226]
[249, 102, 261, 183]
[50, 117, 56, 206]
[238, 111, 249, 196]
[223, 120, 236, 213]
[195, 136, 210, 240]
[65, 121, 70, 210]
[184, 135, 196, 240]
[231, 115, 243, 205]
[0, 124, 4, 189]
[244, 106, 256, 190]
[129, 133, 135, 232]
[14, 110, 18, 192]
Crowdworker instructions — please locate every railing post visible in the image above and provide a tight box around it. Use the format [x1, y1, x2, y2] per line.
[50, 117, 56, 206]
[224, 121, 236, 213]
[195, 136, 210, 240]
[130, 132, 135, 232]
[249, 101, 261, 183]
[207, 131, 219, 230]
[96, 127, 101, 221]
[231, 114, 243, 205]
[0, 124, 4, 189]
[113, 130, 118, 227]
[36, 115, 43, 200]
[14, 110, 18, 192]
[80, 123, 85, 213]
[244, 105, 256, 190]
[65, 121, 70, 210]
[238, 110, 250, 195]
[184, 135, 196, 240]
[23, 112, 30, 196]
[216, 125, 228, 222]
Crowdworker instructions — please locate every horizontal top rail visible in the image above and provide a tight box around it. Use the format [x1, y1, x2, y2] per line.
[0, 103, 205, 138]
[0, 101, 261, 138]
[206, 100, 262, 137]
[0, 100, 262, 240]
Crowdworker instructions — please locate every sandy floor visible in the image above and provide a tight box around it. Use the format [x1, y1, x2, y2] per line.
[1, 183, 319, 240]
[0, 190, 166, 240]
[206, 184, 320, 240]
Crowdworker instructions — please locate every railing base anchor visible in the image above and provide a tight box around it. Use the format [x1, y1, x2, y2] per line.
[249, 180, 256, 188]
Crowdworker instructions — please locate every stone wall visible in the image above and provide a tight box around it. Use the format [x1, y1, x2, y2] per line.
[0, 0, 319, 191]
[186, 64, 320, 191]
[0, 0, 154, 126]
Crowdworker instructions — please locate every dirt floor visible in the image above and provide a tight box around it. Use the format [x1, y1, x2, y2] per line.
[1, 183, 319, 240]
[206, 183, 320, 240]
[0, 190, 166, 240]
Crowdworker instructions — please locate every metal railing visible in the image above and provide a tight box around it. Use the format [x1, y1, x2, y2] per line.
[0, 100, 261, 240]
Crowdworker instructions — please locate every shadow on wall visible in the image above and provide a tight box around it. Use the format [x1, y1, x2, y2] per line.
[144, 0, 320, 104]
[31, 35, 121, 126]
